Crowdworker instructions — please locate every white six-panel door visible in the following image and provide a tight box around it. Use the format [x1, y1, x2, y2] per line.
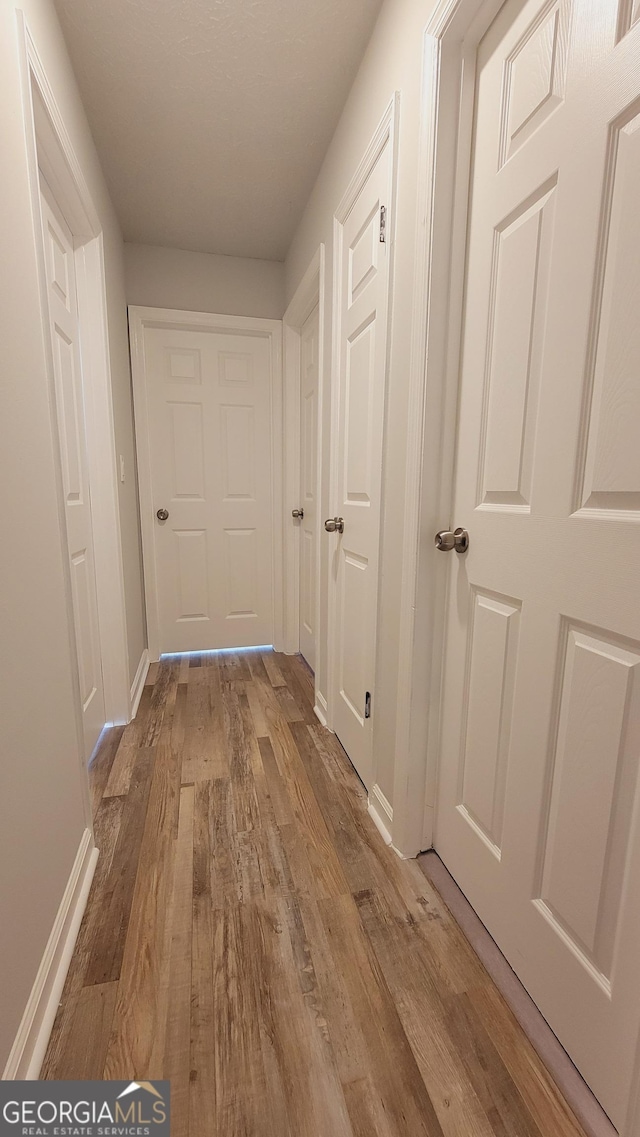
[40, 181, 106, 761]
[435, 0, 640, 1125]
[331, 133, 392, 789]
[135, 315, 276, 655]
[299, 303, 319, 671]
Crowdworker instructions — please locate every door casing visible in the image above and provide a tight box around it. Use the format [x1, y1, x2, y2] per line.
[282, 246, 325, 715]
[398, 0, 640, 1131]
[129, 306, 284, 662]
[392, 0, 507, 859]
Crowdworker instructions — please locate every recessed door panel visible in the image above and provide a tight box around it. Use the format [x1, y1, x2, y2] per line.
[339, 550, 368, 722]
[46, 220, 70, 308]
[301, 530, 314, 639]
[70, 549, 98, 711]
[345, 318, 375, 503]
[349, 205, 379, 304]
[580, 109, 640, 513]
[303, 390, 316, 500]
[169, 402, 205, 499]
[54, 326, 84, 505]
[221, 405, 256, 501]
[219, 350, 254, 386]
[174, 530, 209, 621]
[500, 0, 570, 165]
[480, 184, 555, 508]
[618, 0, 640, 39]
[224, 528, 258, 619]
[165, 346, 202, 383]
[459, 591, 521, 854]
[537, 625, 640, 978]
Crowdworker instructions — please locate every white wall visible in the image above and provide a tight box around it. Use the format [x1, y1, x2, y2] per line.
[124, 243, 285, 319]
[0, 0, 145, 1068]
[285, 0, 436, 814]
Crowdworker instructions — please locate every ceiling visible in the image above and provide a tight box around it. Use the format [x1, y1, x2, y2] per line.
[54, 0, 383, 261]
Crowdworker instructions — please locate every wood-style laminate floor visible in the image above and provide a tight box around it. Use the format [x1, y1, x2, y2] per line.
[43, 649, 587, 1137]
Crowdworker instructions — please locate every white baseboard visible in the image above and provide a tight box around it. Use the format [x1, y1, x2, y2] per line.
[314, 703, 328, 727]
[368, 783, 394, 846]
[3, 828, 98, 1080]
[314, 690, 329, 728]
[129, 648, 150, 721]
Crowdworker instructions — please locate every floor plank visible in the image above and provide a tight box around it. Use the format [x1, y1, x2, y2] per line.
[43, 650, 589, 1137]
[163, 783, 194, 1137]
[103, 734, 180, 1077]
[88, 725, 124, 814]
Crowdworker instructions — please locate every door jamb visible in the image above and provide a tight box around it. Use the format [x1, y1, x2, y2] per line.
[282, 247, 326, 707]
[18, 15, 131, 745]
[391, 0, 507, 859]
[128, 306, 283, 661]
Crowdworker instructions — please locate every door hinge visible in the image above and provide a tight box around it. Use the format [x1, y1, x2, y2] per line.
[379, 205, 387, 243]
[365, 691, 371, 719]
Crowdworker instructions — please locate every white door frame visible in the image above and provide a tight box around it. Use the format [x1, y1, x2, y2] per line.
[129, 306, 284, 662]
[18, 14, 131, 742]
[282, 248, 325, 696]
[391, 0, 507, 859]
[327, 95, 400, 748]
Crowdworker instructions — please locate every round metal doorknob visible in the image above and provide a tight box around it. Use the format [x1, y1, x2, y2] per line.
[325, 517, 345, 534]
[156, 508, 169, 521]
[435, 526, 469, 553]
[292, 508, 304, 519]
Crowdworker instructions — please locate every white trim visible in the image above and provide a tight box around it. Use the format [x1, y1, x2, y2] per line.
[2, 829, 98, 1080]
[391, 0, 504, 859]
[328, 94, 400, 738]
[129, 648, 150, 719]
[18, 14, 130, 732]
[313, 690, 329, 728]
[128, 306, 283, 660]
[75, 239, 131, 726]
[368, 786, 393, 847]
[282, 246, 326, 702]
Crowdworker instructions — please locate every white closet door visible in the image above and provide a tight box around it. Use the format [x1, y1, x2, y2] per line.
[141, 321, 274, 654]
[299, 302, 319, 671]
[331, 137, 392, 789]
[40, 182, 105, 760]
[435, 0, 640, 1125]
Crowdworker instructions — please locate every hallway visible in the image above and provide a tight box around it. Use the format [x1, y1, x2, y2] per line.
[43, 649, 586, 1137]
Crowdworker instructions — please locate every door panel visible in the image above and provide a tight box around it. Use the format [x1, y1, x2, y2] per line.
[142, 324, 274, 653]
[580, 106, 640, 512]
[40, 182, 105, 760]
[299, 303, 319, 671]
[435, 0, 640, 1124]
[331, 139, 392, 788]
[479, 182, 555, 508]
[538, 624, 640, 976]
[459, 589, 521, 855]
